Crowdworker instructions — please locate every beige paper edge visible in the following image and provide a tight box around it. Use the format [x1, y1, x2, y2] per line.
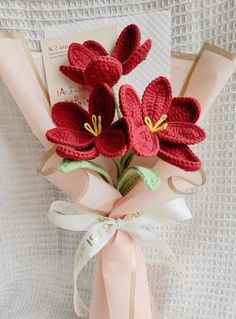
[171, 51, 196, 61]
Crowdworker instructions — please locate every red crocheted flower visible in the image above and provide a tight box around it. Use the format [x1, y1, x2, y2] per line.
[119, 77, 206, 171]
[46, 84, 130, 160]
[60, 24, 151, 87]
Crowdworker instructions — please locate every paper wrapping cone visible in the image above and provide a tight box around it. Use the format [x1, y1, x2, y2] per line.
[0, 33, 52, 147]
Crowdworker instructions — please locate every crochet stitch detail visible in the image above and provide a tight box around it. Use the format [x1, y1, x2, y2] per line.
[46, 84, 130, 160]
[119, 76, 206, 171]
[60, 24, 152, 87]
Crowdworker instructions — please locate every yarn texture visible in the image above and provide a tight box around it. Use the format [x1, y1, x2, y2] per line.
[46, 84, 131, 159]
[119, 76, 206, 171]
[60, 24, 152, 87]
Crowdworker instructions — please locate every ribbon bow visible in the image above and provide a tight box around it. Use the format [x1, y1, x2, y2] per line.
[48, 199, 189, 317]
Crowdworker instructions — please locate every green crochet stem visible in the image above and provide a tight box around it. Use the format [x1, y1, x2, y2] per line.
[120, 151, 134, 171]
[58, 160, 160, 197]
[57, 83, 159, 196]
[58, 159, 114, 186]
[112, 151, 135, 182]
[117, 166, 160, 196]
[112, 158, 123, 180]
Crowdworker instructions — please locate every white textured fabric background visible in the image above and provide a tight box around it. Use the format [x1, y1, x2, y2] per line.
[0, 1, 235, 319]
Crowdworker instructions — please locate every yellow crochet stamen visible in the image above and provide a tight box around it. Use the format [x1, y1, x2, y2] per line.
[84, 115, 102, 137]
[144, 114, 168, 133]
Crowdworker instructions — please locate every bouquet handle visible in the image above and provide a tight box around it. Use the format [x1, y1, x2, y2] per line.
[90, 231, 153, 319]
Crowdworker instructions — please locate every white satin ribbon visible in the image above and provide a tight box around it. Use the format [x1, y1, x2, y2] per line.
[48, 198, 191, 318]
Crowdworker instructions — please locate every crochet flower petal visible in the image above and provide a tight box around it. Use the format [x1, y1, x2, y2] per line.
[56, 145, 99, 160]
[142, 77, 172, 123]
[133, 125, 160, 157]
[122, 39, 152, 75]
[68, 43, 95, 69]
[158, 142, 201, 171]
[84, 56, 122, 87]
[158, 122, 206, 145]
[168, 97, 201, 123]
[88, 84, 115, 129]
[112, 24, 141, 63]
[83, 40, 108, 58]
[51, 102, 91, 131]
[119, 84, 143, 127]
[46, 128, 94, 147]
[59, 65, 85, 85]
[95, 129, 128, 158]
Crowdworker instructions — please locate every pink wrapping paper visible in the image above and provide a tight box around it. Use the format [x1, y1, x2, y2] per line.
[0, 33, 52, 147]
[180, 43, 236, 115]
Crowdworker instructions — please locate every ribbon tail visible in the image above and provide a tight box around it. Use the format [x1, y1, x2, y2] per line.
[48, 200, 103, 231]
[49, 200, 90, 215]
[126, 228, 184, 273]
[73, 222, 117, 318]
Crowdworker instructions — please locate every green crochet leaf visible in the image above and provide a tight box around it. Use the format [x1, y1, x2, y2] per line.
[112, 158, 123, 179]
[58, 159, 114, 185]
[117, 166, 160, 196]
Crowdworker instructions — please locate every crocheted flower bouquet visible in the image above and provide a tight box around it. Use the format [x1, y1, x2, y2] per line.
[45, 24, 206, 319]
[1, 19, 236, 319]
